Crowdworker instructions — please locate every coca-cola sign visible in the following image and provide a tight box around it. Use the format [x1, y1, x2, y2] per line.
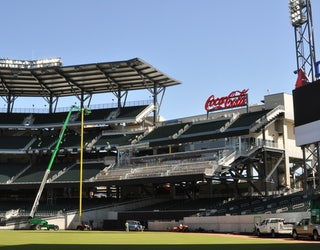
[205, 89, 249, 112]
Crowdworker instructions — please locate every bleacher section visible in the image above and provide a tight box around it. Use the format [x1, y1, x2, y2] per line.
[0, 103, 305, 225]
[0, 164, 28, 183]
[210, 191, 310, 216]
[97, 148, 222, 182]
[13, 163, 70, 183]
[3, 162, 106, 184]
[141, 110, 270, 146]
[125, 191, 310, 217]
[176, 119, 229, 142]
[28, 134, 58, 151]
[0, 104, 152, 127]
[0, 104, 152, 153]
[53, 162, 106, 182]
[0, 135, 32, 150]
[140, 113, 276, 146]
[117, 105, 149, 120]
[0, 189, 311, 221]
[0, 113, 28, 126]
[139, 122, 189, 143]
[182, 119, 228, 136]
[94, 132, 143, 149]
[59, 132, 98, 150]
[152, 109, 273, 145]
[223, 109, 271, 133]
[33, 112, 75, 125]
[82, 108, 117, 121]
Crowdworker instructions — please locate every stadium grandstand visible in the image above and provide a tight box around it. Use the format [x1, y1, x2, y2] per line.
[0, 57, 312, 230]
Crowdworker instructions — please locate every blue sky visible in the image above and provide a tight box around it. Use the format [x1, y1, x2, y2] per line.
[1, 0, 320, 119]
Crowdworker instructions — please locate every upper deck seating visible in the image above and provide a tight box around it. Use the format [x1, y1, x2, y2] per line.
[53, 162, 106, 182]
[94, 132, 142, 148]
[0, 104, 151, 128]
[222, 109, 271, 135]
[140, 122, 189, 143]
[117, 105, 149, 119]
[22, 109, 113, 126]
[33, 112, 74, 125]
[227, 110, 270, 130]
[0, 135, 32, 150]
[0, 113, 28, 125]
[154, 119, 229, 145]
[13, 163, 69, 183]
[0, 164, 27, 183]
[28, 134, 58, 151]
[59, 132, 98, 149]
[76, 108, 117, 122]
[180, 119, 229, 137]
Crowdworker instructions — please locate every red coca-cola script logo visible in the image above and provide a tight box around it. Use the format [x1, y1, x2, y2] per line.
[205, 89, 249, 112]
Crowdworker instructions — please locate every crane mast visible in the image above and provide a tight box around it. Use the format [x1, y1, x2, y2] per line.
[29, 105, 80, 218]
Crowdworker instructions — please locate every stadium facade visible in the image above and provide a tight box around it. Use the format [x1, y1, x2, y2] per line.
[0, 58, 309, 229]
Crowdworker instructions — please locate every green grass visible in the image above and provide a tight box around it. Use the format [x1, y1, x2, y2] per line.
[0, 231, 318, 250]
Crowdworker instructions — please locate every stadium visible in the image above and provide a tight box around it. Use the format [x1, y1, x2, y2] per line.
[1, 1, 320, 234]
[0, 56, 314, 232]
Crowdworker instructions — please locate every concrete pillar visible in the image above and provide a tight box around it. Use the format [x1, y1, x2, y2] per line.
[282, 123, 291, 189]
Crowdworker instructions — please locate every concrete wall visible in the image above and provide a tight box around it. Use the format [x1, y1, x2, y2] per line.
[0, 210, 310, 233]
[47, 198, 166, 230]
[148, 211, 310, 233]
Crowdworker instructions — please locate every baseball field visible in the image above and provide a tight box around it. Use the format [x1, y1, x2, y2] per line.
[0, 230, 319, 250]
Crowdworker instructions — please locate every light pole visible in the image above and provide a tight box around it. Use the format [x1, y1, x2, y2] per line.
[289, 0, 307, 27]
[289, 0, 317, 81]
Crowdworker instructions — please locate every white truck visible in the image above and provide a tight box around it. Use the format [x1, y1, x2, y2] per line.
[255, 217, 293, 237]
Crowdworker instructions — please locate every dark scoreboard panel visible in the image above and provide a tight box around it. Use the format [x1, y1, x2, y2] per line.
[293, 79, 320, 146]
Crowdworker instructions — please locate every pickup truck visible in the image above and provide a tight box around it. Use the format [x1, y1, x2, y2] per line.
[292, 218, 320, 240]
[255, 217, 293, 237]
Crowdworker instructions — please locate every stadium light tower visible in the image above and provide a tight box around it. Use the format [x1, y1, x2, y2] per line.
[290, 0, 320, 192]
[289, 0, 317, 81]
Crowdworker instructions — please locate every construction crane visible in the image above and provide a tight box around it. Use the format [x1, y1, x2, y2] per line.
[28, 105, 80, 229]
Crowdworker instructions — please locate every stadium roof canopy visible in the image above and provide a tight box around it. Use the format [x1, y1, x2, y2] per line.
[0, 57, 181, 98]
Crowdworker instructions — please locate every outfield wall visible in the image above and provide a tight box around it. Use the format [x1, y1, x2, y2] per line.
[148, 211, 310, 233]
[0, 211, 310, 232]
[0, 208, 310, 232]
[48, 210, 309, 232]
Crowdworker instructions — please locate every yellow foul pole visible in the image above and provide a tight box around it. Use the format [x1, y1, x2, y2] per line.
[79, 108, 84, 223]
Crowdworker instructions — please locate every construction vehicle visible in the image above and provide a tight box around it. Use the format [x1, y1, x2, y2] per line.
[29, 218, 59, 230]
[28, 105, 81, 230]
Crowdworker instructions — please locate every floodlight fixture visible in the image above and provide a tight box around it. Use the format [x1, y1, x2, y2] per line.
[0, 57, 62, 69]
[289, 0, 307, 27]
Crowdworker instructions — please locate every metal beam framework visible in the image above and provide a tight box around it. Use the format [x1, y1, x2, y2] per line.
[290, 0, 320, 192]
[0, 58, 181, 124]
[291, 0, 317, 81]
[210, 148, 285, 197]
[300, 143, 320, 191]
